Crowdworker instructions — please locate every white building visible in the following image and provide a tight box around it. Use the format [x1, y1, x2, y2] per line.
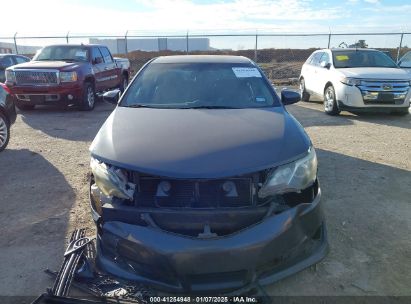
[89, 37, 210, 54]
[0, 41, 40, 55]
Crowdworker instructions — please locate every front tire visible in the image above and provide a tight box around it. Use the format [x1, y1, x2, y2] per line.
[324, 85, 340, 116]
[0, 112, 10, 152]
[299, 78, 310, 102]
[80, 82, 95, 111]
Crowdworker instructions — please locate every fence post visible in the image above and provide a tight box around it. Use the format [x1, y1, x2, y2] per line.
[66, 31, 70, 44]
[328, 33, 331, 48]
[13, 32, 18, 54]
[186, 31, 189, 54]
[125, 30, 128, 55]
[254, 34, 258, 62]
[396, 33, 404, 62]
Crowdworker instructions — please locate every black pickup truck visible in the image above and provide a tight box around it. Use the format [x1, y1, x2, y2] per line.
[5, 44, 130, 111]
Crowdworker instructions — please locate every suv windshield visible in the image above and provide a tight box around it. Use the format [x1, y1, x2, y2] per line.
[332, 50, 397, 68]
[120, 62, 279, 109]
[34, 46, 89, 62]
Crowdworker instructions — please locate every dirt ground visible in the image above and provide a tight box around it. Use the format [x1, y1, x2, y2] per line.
[0, 100, 410, 301]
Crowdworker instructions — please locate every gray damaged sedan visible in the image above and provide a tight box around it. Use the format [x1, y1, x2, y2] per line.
[89, 55, 328, 294]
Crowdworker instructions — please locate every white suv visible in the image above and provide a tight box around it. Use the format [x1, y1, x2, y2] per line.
[299, 48, 411, 115]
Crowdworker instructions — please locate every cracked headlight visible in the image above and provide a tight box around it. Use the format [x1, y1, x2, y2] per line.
[90, 157, 135, 200]
[258, 147, 317, 198]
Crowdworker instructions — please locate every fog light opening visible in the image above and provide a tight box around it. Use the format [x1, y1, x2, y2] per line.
[222, 181, 238, 197]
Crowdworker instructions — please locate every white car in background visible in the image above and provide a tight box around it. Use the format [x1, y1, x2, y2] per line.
[299, 48, 411, 115]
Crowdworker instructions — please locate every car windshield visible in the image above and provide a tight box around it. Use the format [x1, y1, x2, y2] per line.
[34, 46, 89, 62]
[332, 50, 397, 68]
[120, 62, 279, 109]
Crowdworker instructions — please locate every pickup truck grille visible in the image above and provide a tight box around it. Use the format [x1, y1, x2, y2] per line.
[357, 80, 410, 104]
[15, 70, 58, 86]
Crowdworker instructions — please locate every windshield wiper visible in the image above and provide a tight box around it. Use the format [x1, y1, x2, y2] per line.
[123, 104, 158, 108]
[184, 105, 238, 109]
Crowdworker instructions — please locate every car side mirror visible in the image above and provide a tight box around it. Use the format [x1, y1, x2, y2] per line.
[103, 89, 121, 104]
[93, 57, 103, 65]
[320, 61, 331, 69]
[281, 90, 300, 105]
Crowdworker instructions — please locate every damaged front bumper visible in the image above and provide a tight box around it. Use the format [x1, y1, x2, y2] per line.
[90, 184, 328, 294]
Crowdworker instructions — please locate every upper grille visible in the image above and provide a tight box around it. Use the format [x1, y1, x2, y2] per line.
[357, 80, 410, 104]
[15, 70, 58, 86]
[135, 177, 253, 208]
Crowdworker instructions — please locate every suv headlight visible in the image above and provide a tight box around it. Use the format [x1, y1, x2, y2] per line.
[90, 157, 135, 200]
[60, 71, 78, 82]
[340, 77, 362, 86]
[258, 147, 317, 198]
[6, 70, 16, 83]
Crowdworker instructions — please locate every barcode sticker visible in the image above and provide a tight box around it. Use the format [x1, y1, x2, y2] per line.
[232, 67, 262, 78]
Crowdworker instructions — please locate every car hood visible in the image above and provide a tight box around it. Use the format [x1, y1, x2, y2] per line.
[90, 107, 310, 178]
[10, 60, 84, 71]
[337, 67, 410, 80]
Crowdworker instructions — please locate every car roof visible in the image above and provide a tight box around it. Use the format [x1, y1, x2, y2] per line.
[330, 48, 381, 52]
[152, 55, 254, 64]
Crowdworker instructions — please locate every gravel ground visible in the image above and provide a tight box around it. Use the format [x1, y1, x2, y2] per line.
[0, 100, 410, 301]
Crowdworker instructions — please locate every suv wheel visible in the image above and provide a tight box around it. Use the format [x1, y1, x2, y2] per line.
[299, 78, 310, 102]
[80, 82, 95, 111]
[324, 85, 340, 116]
[0, 112, 10, 152]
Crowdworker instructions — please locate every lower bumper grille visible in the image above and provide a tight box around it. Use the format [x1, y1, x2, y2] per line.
[136, 177, 253, 208]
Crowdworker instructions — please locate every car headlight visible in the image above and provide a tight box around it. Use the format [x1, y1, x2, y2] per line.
[90, 157, 135, 200]
[6, 70, 16, 83]
[60, 71, 78, 82]
[258, 147, 317, 198]
[340, 77, 362, 86]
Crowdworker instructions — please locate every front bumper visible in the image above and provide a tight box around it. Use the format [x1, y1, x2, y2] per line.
[93, 189, 328, 294]
[7, 83, 83, 105]
[334, 81, 411, 109]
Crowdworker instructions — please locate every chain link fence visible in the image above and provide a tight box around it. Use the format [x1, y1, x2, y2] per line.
[1, 31, 410, 85]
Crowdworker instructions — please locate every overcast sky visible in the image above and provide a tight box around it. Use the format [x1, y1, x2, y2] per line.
[1, 0, 410, 36]
[1, 0, 411, 50]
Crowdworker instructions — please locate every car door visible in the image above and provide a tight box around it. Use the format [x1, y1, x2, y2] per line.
[99, 47, 119, 89]
[314, 52, 332, 96]
[0, 56, 15, 83]
[91, 47, 106, 92]
[304, 52, 323, 96]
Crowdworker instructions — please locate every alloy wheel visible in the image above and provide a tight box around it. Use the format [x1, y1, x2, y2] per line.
[0, 116, 8, 148]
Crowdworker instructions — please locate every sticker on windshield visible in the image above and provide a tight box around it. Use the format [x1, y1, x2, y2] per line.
[256, 97, 266, 103]
[232, 67, 262, 78]
[335, 55, 349, 61]
[75, 51, 87, 58]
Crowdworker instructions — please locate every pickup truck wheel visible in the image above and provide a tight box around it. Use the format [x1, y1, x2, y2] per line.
[299, 78, 310, 102]
[324, 85, 340, 116]
[119, 76, 128, 93]
[80, 82, 95, 111]
[16, 104, 35, 111]
[0, 112, 10, 152]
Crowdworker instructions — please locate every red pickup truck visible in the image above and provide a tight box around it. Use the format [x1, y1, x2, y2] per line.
[5, 44, 130, 111]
